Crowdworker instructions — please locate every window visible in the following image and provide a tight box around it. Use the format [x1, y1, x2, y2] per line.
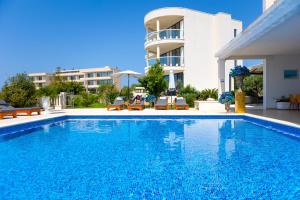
[234, 29, 237, 37]
[70, 76, 76, 81]
[97, 72, 113, 77]
[79, 75, 84, 79]
[96, 79, 113, 85]
[87, 73, 95, 78]
[38, 76, 43, 81]
[88, 80, 95, 85]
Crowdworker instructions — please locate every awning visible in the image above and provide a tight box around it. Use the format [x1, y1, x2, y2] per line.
[216, 0, 300, 60]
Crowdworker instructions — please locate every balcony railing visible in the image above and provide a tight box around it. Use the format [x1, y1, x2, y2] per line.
[147, 56, 184, 67]
[146, 29, 184, 43]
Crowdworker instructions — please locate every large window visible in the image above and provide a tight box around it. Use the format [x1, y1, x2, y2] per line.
[96, 79, 113, 85]
[87, 73, 95, 78]
[87, 80, 95, 85]
[97, 72, 113, 77]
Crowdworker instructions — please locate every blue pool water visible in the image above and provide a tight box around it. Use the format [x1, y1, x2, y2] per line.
[0, 117, 300, 199]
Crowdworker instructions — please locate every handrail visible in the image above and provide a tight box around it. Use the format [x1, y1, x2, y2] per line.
[147, 56, 184, 67]
[145, 29, 184, 42]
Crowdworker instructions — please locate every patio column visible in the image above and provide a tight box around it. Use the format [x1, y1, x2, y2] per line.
[156, 46, 160, 60]
[218, 59, 226, 95]
[180, 47, 184, 66]
[263, 59, 267, 110]
[156, 20, 160, 40]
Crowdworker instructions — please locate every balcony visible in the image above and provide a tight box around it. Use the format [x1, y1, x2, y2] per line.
[145, 29, 184, 45]
[146, 56, 184, 73]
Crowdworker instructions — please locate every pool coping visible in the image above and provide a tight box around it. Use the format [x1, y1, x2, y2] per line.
[1, 113, 300, 138]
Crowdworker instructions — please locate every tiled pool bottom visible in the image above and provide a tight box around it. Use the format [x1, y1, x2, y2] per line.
[0, 116, 300, 199]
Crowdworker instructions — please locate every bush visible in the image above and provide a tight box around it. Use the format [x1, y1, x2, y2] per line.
[244, 75, 263, 101]
[98, 84, 119, 105]
[178, 85, 200, 107]
[73, 92, 99, 107]
[199, 89, 218, 100]
[0, 73, 37, 107]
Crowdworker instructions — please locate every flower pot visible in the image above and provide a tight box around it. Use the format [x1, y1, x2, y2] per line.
[235, 89, 246, 113]
[225, 102, 231, 112]
[41, 97, 50, 114]
[276, 102, 290, 110]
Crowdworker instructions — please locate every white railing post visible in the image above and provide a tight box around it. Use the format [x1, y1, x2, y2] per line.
[156, 20, 160, 40]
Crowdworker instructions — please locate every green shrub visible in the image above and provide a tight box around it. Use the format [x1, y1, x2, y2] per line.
[97, 84, 119, 105]
[73, 92, 99, 107]
[199, 88, 218, 100]
[244, 75, 263, 98]
[0, 73, 37, 107]
[178, 85, 200, 107]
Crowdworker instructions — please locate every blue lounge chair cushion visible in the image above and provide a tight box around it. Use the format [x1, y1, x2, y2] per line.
[155, 98, 167, 106]
[176, 98, 188, 106]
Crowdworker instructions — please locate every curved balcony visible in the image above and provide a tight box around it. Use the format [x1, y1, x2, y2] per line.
[146, 56, 184, 70]
[145, 29, 184, 48]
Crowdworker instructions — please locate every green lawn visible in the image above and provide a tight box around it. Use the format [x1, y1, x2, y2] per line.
[74, 102, 106, 108]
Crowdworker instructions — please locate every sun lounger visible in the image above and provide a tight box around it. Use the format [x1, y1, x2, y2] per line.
[0, 100, 41, 116]
[107, 98, 124, 111]
[155, 97, 169, 110]
[174, 98, 189, 110]
[128, 102, 145, 111]
[0, 108, 17, 119]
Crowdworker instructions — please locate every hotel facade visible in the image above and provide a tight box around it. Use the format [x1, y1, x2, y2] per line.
[144, 7, 243, 91]
[29, 66, 120, 92]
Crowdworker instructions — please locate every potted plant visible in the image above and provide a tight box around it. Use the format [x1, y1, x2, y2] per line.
[219, 92, 234, 112]
[275, 96, 290, 110]
[230, 66, 250, 113]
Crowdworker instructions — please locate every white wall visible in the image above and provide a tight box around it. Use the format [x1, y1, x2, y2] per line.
[184, 11, 216, 90]
[184, 11, 242, 91]
[264, 54, 300, 108]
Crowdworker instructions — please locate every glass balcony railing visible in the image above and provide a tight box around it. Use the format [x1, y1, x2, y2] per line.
[147, 56, 184, 67]
[145, 29, 184, 43]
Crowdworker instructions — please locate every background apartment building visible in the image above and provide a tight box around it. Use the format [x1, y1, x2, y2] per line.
[144, 7, 243, 91]
[28, 73, 52, 89]
[29, 66, 120, 93]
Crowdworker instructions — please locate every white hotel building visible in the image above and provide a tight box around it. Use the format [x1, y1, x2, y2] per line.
[144, 7, 243, 91]
[29, 66, 120, 92]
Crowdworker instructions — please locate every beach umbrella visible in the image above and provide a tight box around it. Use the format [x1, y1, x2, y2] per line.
[168, 69, 176, 91]
[167, 69, 176, 108]
[113, 70, 143, 100]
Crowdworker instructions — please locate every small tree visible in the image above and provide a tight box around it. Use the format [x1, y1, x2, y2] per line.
[138, 61, 167, 98]
[244, 75, 263, 103]
[0, 73, 37, 107]
[98, 84, 119, 105]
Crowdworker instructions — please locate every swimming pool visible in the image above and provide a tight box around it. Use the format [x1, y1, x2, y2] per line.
[0, 116, 300, 199]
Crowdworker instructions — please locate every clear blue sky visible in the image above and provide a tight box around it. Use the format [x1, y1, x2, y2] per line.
[0, 0, 262, 87]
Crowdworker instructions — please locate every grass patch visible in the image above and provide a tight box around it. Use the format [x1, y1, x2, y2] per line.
[74, 102, 106, 108]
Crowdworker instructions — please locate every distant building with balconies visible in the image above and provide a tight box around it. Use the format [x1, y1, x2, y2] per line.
[144, 7, 243, 91]
[29, 66, 120, 93]
[28, 73, 52, 89]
